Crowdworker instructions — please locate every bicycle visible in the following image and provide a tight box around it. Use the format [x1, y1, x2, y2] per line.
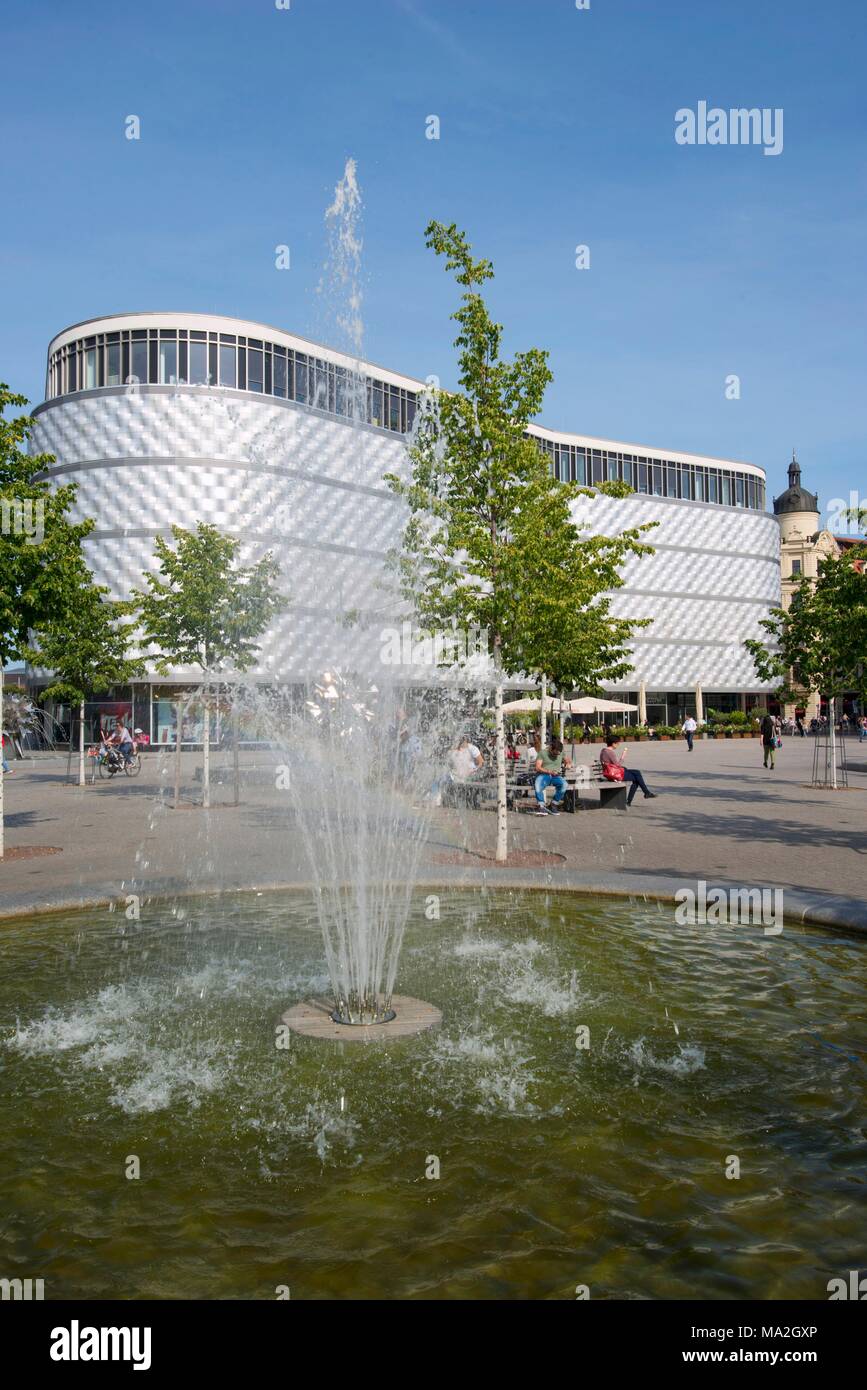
[95, 740, 142, 778]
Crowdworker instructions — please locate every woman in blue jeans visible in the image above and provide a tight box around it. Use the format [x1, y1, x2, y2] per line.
[600, 736, 659, 806]
[533, 737, 572, 815]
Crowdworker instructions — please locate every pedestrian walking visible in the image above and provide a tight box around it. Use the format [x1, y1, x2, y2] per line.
[761, 713, 777, 770]
[681, 715, 697, 752]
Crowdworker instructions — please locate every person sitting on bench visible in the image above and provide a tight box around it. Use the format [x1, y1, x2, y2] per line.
[600, 736, 658, 807]
[449, 736, 484, 780]
[534, 736, 572, 815]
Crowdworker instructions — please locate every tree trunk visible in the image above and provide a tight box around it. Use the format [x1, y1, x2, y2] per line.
[540, 673, 547, 747]
[173, 701, 182, 810]
[202, 688, 210, 809]
[494, 681, 508, 864]
[77, 700, 85, 789]
[232, 698, 240, 807]
[829, 695, 838, 791]
[0, 664, 4, 859]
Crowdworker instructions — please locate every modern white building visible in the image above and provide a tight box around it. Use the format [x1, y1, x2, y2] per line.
[29, 312, 780, 738]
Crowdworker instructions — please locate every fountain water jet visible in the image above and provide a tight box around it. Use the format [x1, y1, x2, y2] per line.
[275, 161, 450, 1038]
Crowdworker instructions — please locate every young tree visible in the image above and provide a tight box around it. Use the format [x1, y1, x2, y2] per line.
[24, 585, 144, 786]
[133, 522, 286, 807]
[386, 223, 654, 861]
[0, 384, 94, 856]
[745, 543, 867, 787]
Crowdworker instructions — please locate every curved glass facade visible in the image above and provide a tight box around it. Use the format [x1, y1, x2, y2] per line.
[47, 325, 418, 435]
[535, 435, 766, 511]
[45, 320, 765, 511]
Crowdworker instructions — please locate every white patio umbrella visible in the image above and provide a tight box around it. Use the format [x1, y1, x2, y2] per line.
[498, 696, 560, 713]
[496, 695, 638, 716]
[568, 697, 639, 714]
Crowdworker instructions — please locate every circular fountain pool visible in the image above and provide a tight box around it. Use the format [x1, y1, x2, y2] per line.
[1, 890, 864, 1300]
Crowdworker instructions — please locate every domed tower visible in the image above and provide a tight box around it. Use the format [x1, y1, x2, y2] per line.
[773, 451, 819, 543]
[772, 453, 837, 722]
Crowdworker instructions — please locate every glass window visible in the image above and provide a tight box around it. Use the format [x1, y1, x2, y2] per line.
[736, 477, 745, 506]
[721, 474, 732, 505]
[651, 465, 663, 496]
[369, 382, 382, 425]
[694, 469, 705, 501]
[106, 342, 121, 386]
[622, 455, 635, 488]
[388, 387, 401, 430]
[334, 368, 349, 416]
[294, 355, 308, 403]
[707, 470, 718, 503]
[666, 465, 677, 496]
[189, 342, 208, 384]
[591, 451, 604, 485]
[791, 558, 802, 576]
[274, 352, 287, 397]
[247, 348, 263, 392]
[310, 362, 327, 411]
[84, 347, 97, 389]
[219, 345, 236, 387]
[575, 450, 586, 485]
[131, 341, 147, 385]
[405, 396, 416, 432]
[637, 461, 648, 492]
[159, 340, 177, 384]
[67, 347, 78, 392]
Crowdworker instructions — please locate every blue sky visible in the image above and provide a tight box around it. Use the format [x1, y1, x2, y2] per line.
[2, 0, 865, 521]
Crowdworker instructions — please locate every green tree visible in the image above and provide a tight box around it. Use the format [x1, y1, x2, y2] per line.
[745, 543, 867, 786]
[133, 522, 286, 806]
[385, 223, 654, 860]
[24, 584, 144, 786]
[0, 384, 94, 855]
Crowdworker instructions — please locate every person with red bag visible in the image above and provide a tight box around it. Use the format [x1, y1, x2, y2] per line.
[600, 736, 658, 807]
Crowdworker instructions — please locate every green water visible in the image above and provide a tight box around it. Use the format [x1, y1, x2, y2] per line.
[0, 890, 864, 1300]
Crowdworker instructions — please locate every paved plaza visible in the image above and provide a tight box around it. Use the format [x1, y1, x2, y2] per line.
[1, 735, 864, 928]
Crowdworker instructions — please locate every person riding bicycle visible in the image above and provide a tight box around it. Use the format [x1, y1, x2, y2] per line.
[110, 719, 136, 765]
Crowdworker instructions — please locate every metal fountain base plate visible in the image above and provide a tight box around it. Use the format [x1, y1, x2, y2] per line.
[281, 994, 442, 1042]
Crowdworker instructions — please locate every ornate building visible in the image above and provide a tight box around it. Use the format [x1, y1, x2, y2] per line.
[773, 453, 852, 721]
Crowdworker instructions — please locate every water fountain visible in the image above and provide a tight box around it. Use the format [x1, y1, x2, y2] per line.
[276, 162, 446, 1039]
[277, 671, 443, 1041]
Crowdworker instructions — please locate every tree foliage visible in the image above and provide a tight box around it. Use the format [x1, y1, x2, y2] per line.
[384, 222, 654, 689]
[745, 544, 867, 702]
[133, 522, 286, 675]
[24, 585, 144, 707]
[0, 384, 94, 665]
